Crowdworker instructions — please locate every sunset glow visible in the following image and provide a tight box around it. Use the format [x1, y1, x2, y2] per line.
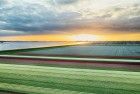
[0, 32, 140, 41]
[70, 34, 99, 41]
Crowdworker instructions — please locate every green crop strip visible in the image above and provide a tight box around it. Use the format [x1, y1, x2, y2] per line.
[0, 64, 140, 94]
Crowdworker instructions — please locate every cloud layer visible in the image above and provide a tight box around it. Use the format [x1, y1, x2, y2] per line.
[52, 0, 78, 5]
[0, 0, 140, 36]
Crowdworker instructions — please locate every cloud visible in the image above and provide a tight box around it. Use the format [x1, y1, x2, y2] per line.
[0, 0, 81, 35]
[95, 4, 140, 31]
[0, 30, 24, 36]
[0, 0, 140, 36]
[52, 0, 78, 5]
[0, 0, 6, 6]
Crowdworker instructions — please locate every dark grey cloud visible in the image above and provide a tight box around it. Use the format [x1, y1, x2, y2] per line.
[52, 0, 78, 5]
[111, 16, 140, 31]
[0, 0, 6, 6]
[0, 0, 81, 35]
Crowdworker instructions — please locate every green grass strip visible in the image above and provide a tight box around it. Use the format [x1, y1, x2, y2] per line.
[0, 63, 140, 94]
[0, 82, 94, 94]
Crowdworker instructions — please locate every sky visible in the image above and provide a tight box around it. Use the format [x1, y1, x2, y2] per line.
[0, 0, 140, 41]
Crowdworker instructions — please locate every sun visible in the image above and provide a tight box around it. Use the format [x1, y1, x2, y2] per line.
[70, 34, 98, 41]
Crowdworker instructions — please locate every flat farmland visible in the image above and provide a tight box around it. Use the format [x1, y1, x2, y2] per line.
[0, 63, 140, 94]
[18, 45, 140, 57]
